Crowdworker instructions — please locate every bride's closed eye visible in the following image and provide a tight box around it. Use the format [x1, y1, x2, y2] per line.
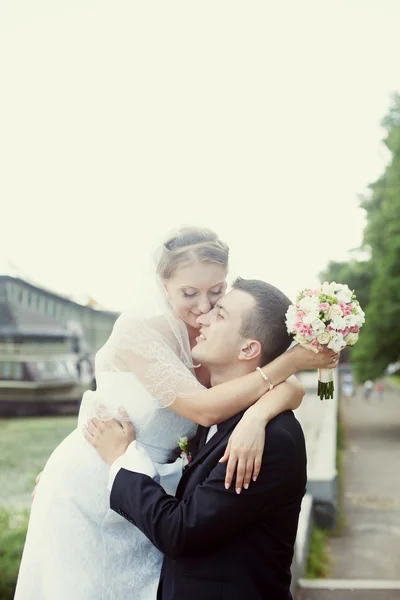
[183, 290, 223, 298]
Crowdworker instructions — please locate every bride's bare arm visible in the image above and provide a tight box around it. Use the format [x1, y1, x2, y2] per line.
[169, 345, 332, 426]
[111, 314, 338, 428]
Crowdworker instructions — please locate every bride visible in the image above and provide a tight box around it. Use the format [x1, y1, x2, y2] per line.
[14, 227, 332, 600]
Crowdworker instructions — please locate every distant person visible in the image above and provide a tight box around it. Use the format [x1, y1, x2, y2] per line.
[342, 373, 354, 402]
[363, 380, 374, 401]
[376, 381, 384, 401]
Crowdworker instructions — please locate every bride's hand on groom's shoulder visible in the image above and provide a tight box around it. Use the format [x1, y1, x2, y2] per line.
[83, 407, 136, 466]
[219, 410, 266, 495]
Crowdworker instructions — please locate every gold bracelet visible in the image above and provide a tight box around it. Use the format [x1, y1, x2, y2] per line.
[256, 367, 274, 391]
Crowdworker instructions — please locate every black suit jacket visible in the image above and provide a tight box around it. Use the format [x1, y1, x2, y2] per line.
[111, 410, 307, 600]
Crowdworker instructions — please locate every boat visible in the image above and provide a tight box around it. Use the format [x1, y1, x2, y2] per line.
[0, 275, 118, 416]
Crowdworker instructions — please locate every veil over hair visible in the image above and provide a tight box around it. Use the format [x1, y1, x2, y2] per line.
[78, 228, 207, 425]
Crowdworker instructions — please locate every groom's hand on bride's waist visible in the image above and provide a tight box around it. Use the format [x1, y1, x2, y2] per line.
[83, 407, 136, 466]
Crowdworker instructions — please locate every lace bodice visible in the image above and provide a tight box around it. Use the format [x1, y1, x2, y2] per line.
[79, 372, 198, 463]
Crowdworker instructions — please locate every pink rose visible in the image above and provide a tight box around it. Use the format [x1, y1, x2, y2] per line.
[299, 325, 312, 337]
[339, 303, 351, 316]
[311, 339, 322, 351]
[319, 302, 330, 312]
[350, 326, 360, 333]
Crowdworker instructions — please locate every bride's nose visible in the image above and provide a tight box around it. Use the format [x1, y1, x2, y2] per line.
[197, 297, 212, 315]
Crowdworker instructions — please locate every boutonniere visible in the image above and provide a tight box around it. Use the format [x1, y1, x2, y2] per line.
[178, 436, 192, 470]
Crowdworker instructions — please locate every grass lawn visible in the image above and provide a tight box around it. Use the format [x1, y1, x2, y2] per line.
[0, 417, 76, 510]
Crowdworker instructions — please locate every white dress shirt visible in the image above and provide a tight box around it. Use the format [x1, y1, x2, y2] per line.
[206, 424, 218, 443]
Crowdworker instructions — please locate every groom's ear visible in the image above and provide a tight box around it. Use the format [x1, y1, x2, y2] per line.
[238, 339, 262, 362]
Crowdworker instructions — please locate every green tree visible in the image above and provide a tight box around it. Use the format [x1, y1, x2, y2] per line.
[322, 93, 400, 382]
[353, 95, 400, 381]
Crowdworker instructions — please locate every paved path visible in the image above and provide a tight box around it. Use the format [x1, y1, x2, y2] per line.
[327, 379, 400, 579]
[297, 585, 400, 599]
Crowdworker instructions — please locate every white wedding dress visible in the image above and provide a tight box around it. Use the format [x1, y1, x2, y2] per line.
[14, 312, 203, 600]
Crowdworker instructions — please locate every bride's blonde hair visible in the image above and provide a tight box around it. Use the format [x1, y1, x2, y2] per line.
[156, 226, 229, 280]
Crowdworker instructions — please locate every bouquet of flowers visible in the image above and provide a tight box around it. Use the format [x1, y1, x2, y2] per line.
[285, 282, 365, 400]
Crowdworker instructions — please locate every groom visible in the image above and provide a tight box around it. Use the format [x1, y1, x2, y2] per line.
[87, 279, 311, 599]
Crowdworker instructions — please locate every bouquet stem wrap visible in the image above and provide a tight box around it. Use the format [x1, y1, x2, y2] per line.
[318, 368, 334, 400]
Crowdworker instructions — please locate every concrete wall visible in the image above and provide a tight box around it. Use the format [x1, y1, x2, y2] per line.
[291, 369, 340, 591]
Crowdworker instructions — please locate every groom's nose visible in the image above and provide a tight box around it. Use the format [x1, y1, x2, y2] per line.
[196, 313, 209, 326]
[196, 308, 216, 327]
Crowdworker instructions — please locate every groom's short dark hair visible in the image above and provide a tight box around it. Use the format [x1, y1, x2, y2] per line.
[232, 278, 293, 365]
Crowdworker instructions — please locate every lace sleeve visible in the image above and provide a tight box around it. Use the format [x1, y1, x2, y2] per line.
[95, 311, 205, 408]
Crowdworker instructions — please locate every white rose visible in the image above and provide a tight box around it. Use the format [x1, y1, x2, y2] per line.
[317, 330, 331, 345]
[330, 315, 346, 331]
[355, 307, 366, 326]
[285, 305, 297, 332]
[328, 305, 343, 320]
[299, 296, 319, 313]
[321, 282, 336, 296]
[311, 318, 326, 334]
[303, 311, 320, 325]
[327, 332, 345, 353]
[344, 314, 357, 327]
[345, 310, 365, 328]
[294, 334, 308, 345]
[336, 286, 353, 304]
[345, 332, 359, 346]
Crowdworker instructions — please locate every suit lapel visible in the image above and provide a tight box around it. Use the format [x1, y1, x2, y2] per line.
[178, 412, 244, 490]
[190, 425, 208, 456]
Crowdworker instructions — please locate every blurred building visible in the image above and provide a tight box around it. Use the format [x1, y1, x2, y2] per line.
[0, 275, 119, 415]
[0, 275, 119, 350]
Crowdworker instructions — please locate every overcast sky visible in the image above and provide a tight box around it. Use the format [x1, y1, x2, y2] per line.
[1, 0, 399, 311]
